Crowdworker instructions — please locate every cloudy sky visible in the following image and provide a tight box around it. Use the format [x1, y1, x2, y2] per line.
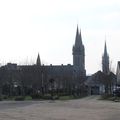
[0, 0, 120, 74]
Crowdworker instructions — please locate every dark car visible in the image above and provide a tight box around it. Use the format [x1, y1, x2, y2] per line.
[113, 88, 120, 97]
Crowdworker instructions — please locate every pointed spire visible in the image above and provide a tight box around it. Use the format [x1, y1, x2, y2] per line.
[36, 53, 41, 66]
[75, 26, 78, 45]
[102, 40, 109, 74]
[75, 26, 82, 47]
[76, 25, 79, 39]
[79, 29, 82, 44]
[104, 41, 107, 56]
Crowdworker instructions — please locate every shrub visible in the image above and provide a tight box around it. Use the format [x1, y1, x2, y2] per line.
[0, 97, 2, 101]
[15, 96, 25, 101]
[59, 95, 74, 100]
[42, 95, 52, 100]
[25, 96, 32, 100]
[31, 94, 42, 99]
[100, 94, 113, 100]
[3, 95, 8, 99]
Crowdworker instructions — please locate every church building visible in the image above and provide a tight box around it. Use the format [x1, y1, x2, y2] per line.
[0, 26, 116, 96]
[0, 26, 87, 96]
[33, 26, 86, 93]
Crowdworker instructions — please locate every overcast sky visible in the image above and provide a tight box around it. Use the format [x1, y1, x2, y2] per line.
[0, 0, 120, 74]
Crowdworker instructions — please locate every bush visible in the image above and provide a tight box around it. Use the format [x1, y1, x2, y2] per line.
[42, 95, 52, 100]
[2, 95, 8, 99]
[0, 97, 2, 101]
[100, 94, 113, 100]
[59, 95, 74, 100]
[25, 96, 32, 100]
[31, 94, 42, 99]
[15, 96, 25, 101]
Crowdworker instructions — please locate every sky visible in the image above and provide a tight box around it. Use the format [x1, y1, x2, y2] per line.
[0, 0, 120, 74]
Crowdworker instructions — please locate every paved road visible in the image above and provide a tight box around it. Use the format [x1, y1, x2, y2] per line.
[0, 96, 120, 120]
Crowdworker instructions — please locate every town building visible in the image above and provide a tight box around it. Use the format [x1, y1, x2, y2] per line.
[0, 27, 116, 96]
[116, 61, 120, 85]
[86, 41, 116, 95]
[0, 26, 86, 96]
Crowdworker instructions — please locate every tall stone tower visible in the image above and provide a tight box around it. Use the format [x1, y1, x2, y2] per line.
[102, 41, 109, 74]
[72, 26, 86, 81]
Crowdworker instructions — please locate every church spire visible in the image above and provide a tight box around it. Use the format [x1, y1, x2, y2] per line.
[73, 26, 85, 68]
[104, 41, 107, 56]
[36, 53, 41, 66]
[102, 41, 109, 74]
[75, 26, 82, 47]
[72, 25, 86, 79]
[76, 25, 79, 34]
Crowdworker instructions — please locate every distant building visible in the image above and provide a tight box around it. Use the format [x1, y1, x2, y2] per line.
[116, 61, 120, 85]
[5, 63, 18, 70]
[86, 41, 116, 95]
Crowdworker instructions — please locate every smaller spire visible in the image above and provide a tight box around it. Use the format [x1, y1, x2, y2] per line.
[79, 29, 82, 44]
[102, 40, 109, 74]
[36, 53, 41, 66]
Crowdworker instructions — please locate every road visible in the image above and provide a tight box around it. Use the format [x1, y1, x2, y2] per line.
[0, 96, 120, 120]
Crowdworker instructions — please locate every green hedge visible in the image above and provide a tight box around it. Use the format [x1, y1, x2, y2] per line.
[14, 96, 25, 101]
[31, 94, 42, 99]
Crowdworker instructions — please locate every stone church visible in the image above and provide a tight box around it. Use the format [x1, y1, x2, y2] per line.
[0, 26, 86, 96]
[33, 26, 86, 92]
[85, 41, 116, 95]
[0, 26, 116, 96]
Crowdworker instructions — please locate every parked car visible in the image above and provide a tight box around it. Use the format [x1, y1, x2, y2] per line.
[113, 88, 120, 97]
